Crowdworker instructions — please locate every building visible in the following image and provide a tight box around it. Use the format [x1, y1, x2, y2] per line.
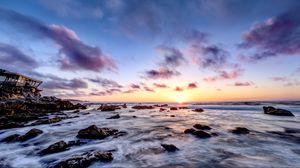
[0, 69, 42, 88]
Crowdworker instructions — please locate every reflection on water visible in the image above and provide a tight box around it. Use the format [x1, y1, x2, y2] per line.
[0, 103, 299, 168]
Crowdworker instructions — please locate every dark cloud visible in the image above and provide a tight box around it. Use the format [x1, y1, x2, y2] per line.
[0, 42, 38, 69]
[187, 82, 198, 89]
[130, 84, 140, 89]
[203, 67, 243, 82]
[174, 86, 184, 92]
[270, 77, 288, 82]
[234, 81, 253, 86]
[239, 7, 300, 61]
[42, 78, 88, 90]
[0, 7, 116, 72]
[156, 45, 185, 67]
[144, 86, 155, 92]
[144, 68, 180, 79]
[153, 83, 168, 88]
[89, 88, 121, 96]
[88, 77, 123, 88]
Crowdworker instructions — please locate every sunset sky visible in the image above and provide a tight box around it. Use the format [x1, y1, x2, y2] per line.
[0, 0, 300, 102]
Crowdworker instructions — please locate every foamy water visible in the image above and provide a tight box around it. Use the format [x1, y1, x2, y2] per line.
[0, 103, 299, 168]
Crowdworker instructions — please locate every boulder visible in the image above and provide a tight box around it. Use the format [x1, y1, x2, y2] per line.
[184, 128, 196, 134]
[231, 127, 250, 134]
[192, 130, 211, 138]
[122, 104, 127, 108]
[161, 144, 179, 152]
[263, 106, 294, 116]
[40, 141, 68, 155]
[77, 125, 118, 139]
[19, 128, 43, 141]
[193, 124, 211, 130]
[1, 134, 21, 142]
[106, 114, 120, 119]
[170, 115, 175, 117]
[52, 151, 113, 168]
[132, 105, 154, 110]
[193, 108, 204, 112]
[98, 104, 118, 111]
[170, 107, 178, 110]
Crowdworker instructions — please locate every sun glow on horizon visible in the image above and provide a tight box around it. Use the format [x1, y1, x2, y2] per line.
[174, 92, 188, 104]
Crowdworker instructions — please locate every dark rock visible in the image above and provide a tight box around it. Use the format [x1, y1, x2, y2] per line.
[193, 124, 211, 130]
[19, 128, 43, 141]
[193, 108, 204, 112]
[161, 144, 179, 152]
[1, 134, 20, 142]
[263, 106, 294, 116]
[231, 127, 250, 134]
[179, 107, 189, 109]
[132, 116, 137, 118]
[77, 125, 118, 139]
[159, 108, 166, 112]
[192, 130, 211, 138]
[106, 114, 120, 119]
[170, 107, 178, 110]
[170, 115, 175, 117]
[122, 104, 127, 108]
[132, 105, 154, 110]
[52, 151, 113, 168]
[184, 128, 196, 134]
[98, 104, 118, 111]
[40, 141, 68, 155]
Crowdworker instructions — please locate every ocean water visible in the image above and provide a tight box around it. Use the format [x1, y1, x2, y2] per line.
[0, 103, 299, 168]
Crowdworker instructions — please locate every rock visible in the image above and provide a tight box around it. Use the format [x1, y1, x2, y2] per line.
[73, 109, 80, 113]
[184, 128, 196, 134]
[193, 108, 204, 112]
[170, 107, 178, 110]
[132, 116, 137, 118]
[170, 115, 175, 117]
[193, 124, 211, 130]
[122, 104, 127, 108]
[159, 108, 166, 112]
[98, 104, 118, 111]
[231, 127, 250, 134]
[192, 130, 211, 138]
[1, 134, 21, 142]
[40, 141, 68, 155]
[263, 106, 294, 116]
[179, 107, 189, 109]
[52, 151, 113, 168]
[19, 128, 43, 141]
[77, 125, 118, 139]
[132, 105, 154, 110]
[106, 114, 120, 119]
[161, 144, 179, 152]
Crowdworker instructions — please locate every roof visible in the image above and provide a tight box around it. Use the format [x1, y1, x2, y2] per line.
[0, 69, 42, 83]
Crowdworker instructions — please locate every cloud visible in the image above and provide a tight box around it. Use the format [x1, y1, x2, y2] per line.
[174, 86, 184, 92]
[144, 68, 180, 79]
[153, 83, 168, 88]
[40, 0, 103, 18]
[130, 84, 140, 89]
[203, 67, 243, 82]
[239, 7, 300, 61]
[270, 77, 288, 82]
[0, 7, 116, 72]
[234, 81, 253, 86]
[42, 78, 88, 90]
[187, 82, 198, 89]
[144, 86, 155, 92]
[88, 77, 123, 88]
[156, 45, 185, 67]
[185, 30, 230, 70]
[0, 42, 38, 69]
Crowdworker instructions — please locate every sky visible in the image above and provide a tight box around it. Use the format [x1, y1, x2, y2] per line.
[0, 0, 300, 103]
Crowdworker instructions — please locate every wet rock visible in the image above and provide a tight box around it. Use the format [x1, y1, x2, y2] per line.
[132, 105, 154, 110]
[40, 141, 68, 155]
[193, 108, 204, 112]
[179, 107, 189, 109]
[184, 128, 196, 134]
[19, 128, 43, 141]
[161, 144, 179, 152]
[1, 134, 21, 142]
[192, 130, 211, 138]
[77, 125, 118, 139]
[122, 104, 127, 108]
[263, 106, 294, 116]
[132, 115, 137, 118]
[73, 109, 80, 113]
[106, 114, 120, 119]
[67, 140, 84, 146]
[170, 107, 178, 110]
[52, 151, 113, 168]
[193, 124, 211, 130]
[97, 104, 119, 111]
[159, 108, 166, 112]
[231, 127, 250, 134]
[170, 115, 175, 117]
